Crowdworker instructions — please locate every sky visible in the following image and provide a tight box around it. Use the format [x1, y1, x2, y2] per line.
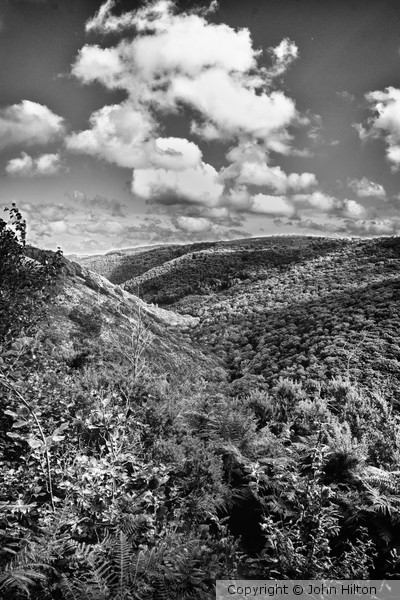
[2, 0, 400, 253]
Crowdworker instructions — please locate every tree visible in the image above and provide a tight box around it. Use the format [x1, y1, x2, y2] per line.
[0, 204, 63, 345]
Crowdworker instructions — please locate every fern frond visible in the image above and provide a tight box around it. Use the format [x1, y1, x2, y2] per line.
[0, 566, 47, 595]
[0, 541, 52, 596]
[59, 575, 87, 600]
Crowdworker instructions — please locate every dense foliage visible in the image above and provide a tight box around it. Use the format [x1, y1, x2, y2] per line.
[0, 204, 63, 345]
[2, 226, 400, 597]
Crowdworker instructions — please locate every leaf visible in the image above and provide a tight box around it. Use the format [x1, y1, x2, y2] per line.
[6, 431, 23, 440]
[12, 420, 27, 429]
[4, 410, 18, 418]
[57, 422, 69, 432]
[27, 437, 43, 449]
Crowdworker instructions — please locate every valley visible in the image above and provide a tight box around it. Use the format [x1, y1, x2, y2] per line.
[2, 227, 400, 597]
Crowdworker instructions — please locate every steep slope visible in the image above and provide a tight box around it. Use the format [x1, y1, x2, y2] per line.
[18, 255, 226, 384]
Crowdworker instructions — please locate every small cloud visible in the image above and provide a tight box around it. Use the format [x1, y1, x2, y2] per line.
[6, 152, 64, 177]
[342, 199, 367, 218]
[347, 176, 386, 199]
[176, 216, 212, 233]
[292, 191, 338, 211]
[0, 100, 64, 150]
[353, 122, 369, 142]
[250, 194, 295, 217]
[222, 140, 318, 194]
[267, 38, 298, 79]
[336, 90, 355, 103]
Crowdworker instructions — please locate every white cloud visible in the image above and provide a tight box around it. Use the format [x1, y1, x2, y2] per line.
[86, 0, 170, 34]
[250, 193, 295, 217]
[36, 153, 63, 175]
[72, 1, 301, 161]
[170, 69, 296, 145]
[66, 102, 157, 168]
[132, 14, 257, 79]
[235, 162, 316, 192]
[176, 216, 212, 233]
[358, 87, 400, 169]
[6, 152, 63, 176]
[132, 162, 223, 206]
[292, 191, 338, 211]
[348, 176, 386, 198]
[6, 152, 33, 176]
[0, 100, 64, 150]
[343, 199, 367, 218]
[141, 137, 202, 170]
[69, 0, 313, 229]
[71, 44, 125, 89]
[226, 185, 252, 211]
[222, 141, 317, 193]
[224, 184, 296, 217]
[268, 38, 298, 78]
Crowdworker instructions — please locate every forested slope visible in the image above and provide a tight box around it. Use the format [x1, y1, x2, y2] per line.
[109, 236, 400, 403]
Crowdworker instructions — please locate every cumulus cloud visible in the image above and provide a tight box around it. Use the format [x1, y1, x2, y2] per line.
[342, 199, 367, 218]
[0, 100, 65, 150]
[71, 44, 125, 89]
[357, 87, 400, 169]
[141, 137, 202, 170]
[250, 193, 295, 217]
[170, 69, 296, 146]
[176, 216, 213, 233]
[132, 162, 223, 206]
[222, 141, 317, 193]
[292, 191, 338, 211]
[86, 0, 253, 80]
[6, 152, 63, 176]
[68, 1, 319, 234]
[67, 101, 202, 170]
[72, 0, 302, 163]
[268, 38, 298, 79]
[66, 102, 157, 168]
[348, 176, 386, 199]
